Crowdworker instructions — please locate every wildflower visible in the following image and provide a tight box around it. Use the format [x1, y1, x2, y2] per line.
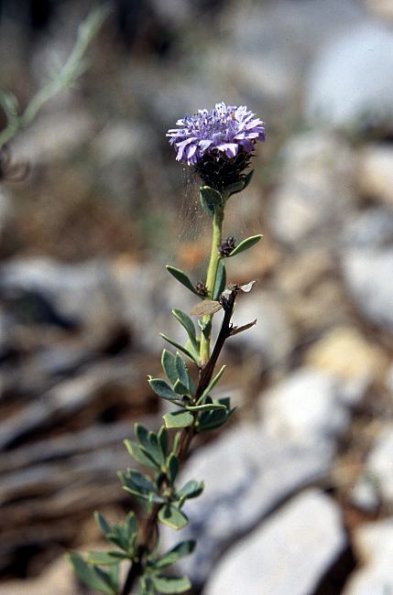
[167, 102, 265, 190]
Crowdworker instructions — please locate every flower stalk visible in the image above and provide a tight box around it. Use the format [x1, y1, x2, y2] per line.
[70, 102, 266, 595]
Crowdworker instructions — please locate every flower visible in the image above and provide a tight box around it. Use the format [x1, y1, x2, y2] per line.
[167, 102, 265, 190]
[167, 102, 265, 165]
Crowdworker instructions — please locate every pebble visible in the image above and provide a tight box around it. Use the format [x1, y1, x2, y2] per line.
[205, 489, 346, 595]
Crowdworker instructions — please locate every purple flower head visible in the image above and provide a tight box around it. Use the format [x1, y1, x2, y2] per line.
[167, 102, 266, 166]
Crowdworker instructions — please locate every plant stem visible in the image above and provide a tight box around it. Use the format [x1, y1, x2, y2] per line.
[200, 207, 224, 365]
[121, 287, 238, 595]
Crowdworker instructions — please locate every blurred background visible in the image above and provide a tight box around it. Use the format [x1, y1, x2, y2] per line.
[1, 0, 393, 593]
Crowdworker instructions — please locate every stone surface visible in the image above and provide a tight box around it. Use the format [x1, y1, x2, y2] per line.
[205, 489, 346, 595]
[305, 326, 387, 384]
[341, 248, 393, 334]
[358, 145, 393, 207]
[259, 368, 359, 445]
[1, 555, 76, 595]
[343, 519, 393, 595]
[305, 23, 393, 127]
[353, 426, 393, 508]
[230, 290, 294, 366]
[268, 131, 355, 246]
[341, 206, 393, 250]
[162, 424, 333, 586]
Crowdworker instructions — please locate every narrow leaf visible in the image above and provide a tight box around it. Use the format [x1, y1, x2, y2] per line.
[87, 551, 127, 565]
[172, 309, 198, 349]
[166, 265, 199, 296]
[158, 426, 168, 458]
[167, 453, 179, 483]
[185, 402, 226, 412]
[175, 353, 191, 390]
[173, 378, 191, 396]
[95, 511, 111, 537]
[228, 234, 263, 257]
[230, 319, 257, 336]
[69, 553, 116, 594]
[213, 260, 227, 300]
[163, 410, 194, 429]
[161, 349, 177, 385]
[199, 364, 226, 401]
[154, 541, 196, 569]
[135, 423, 150, 450]
[160, 333, 199, 364]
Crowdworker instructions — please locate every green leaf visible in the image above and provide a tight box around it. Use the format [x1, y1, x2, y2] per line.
[185, 402, 226, 412]
[87, 551, 128, 565]
[160, 333, 199, 365]
[135, 423, 150, 450]
[154, 541, 196, 569]
[228, 234, 263, 257]
[167, 453, 179, 483]
[158, 426, 168, 458]
[199, 365, 226, 401]
[95, 511, 111, 537]
[197, 401, 234, 433]
[200, 186, 223, 216]
[158, 504, 189, 530]
[175, 353, 192, 391]
[177, 480, 204, 500]
[69, 553, 117, 594]
[161, 350, 177, 385]
[173, 378, 191, 396]
[166, 265, 199, 296]
[172, 309, 198, 350]
[151, 575, 192, 593]
[163, 411, 194, 429]
[148, 378, 179, 401]
[121, 469, 158, 500]
[213, 260, 226, 300]
[124, 440, 160, 470]
[243, 169, 254, 189]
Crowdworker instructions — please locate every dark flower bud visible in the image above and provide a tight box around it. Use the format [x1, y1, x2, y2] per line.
[219, 236, 236, 257]
[195, 281, 208, 296]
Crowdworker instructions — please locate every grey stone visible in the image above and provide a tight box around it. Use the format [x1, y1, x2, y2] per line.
[344, 519, 393, 595]
[268, 131, 355, 246]
[341, 248, 393, 333]
[205, 489, 346, 595]
[353, 426, 393, 508]
[230, 290, 294, 366]
[341, 207, 393, 250]
[162, 423, 333, 585]
[358, 145, 393, 208]
[305, 23, 393, 127]
[259, 368, 358, 446]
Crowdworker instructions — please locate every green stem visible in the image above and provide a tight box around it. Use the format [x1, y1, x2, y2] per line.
[200, 207, 224, 365]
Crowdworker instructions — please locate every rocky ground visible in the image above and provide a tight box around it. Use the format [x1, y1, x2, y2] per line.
[1, 1, 393, 594]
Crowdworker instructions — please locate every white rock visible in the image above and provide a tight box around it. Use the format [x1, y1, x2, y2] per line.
[344, 519, 393, 595]
[162, 423, 333, 585]
[205, 489, 346, 595]
[341, 207, 393, 250]
[341, 249, 393, 333]
[305, 23, 393, 127]
[354, 427, 393, 507]
[358, 145, 393, 207]
[268, 131, 355, 246]
[259, 368, 357, 445]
